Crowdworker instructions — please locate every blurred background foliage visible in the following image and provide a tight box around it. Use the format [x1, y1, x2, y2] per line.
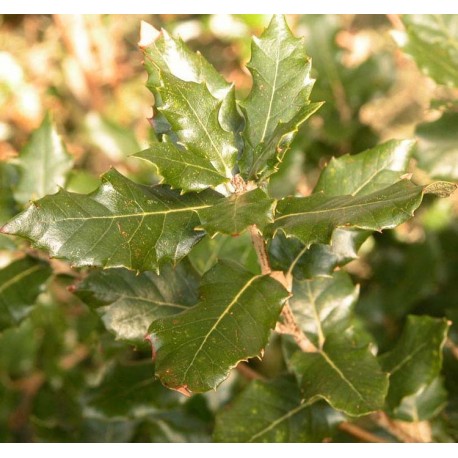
[0, 14, 457, 442]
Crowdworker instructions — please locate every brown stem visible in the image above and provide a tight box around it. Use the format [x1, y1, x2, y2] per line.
[249, 225, 271, 275]
[373, 412, 430, 443]
[236, 362, 267, 381]
[338, 422, 390, 443]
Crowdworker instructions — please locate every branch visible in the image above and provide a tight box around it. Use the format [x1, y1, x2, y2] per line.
[338, 422, 390, 443]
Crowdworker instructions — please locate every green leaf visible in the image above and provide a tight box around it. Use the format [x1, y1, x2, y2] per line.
[267, 180, 456, 248]
[140, 29, 243, 192]
[290, 271, 371, 349]
[12, 113, 73, 204]
[239, 15, 318, 179]
[85, 360, 179, 419]
[148, 260, 289, 393]
[269, 140, 415, 278]
[0, 162, 18, 250]
[0, 256, 52, 330]
[394, 377, 448, 422]
[74, 259, 200, 343]
[1, 169, 221, 271]
[379, 315, 450, 415]
[416, 112, 458, 181]
[290, 334, 389, 416]
[188, 232, 259, 276]
[198, 188, 275, 236]
[213, 377, 344, 442]
[398, 15, 458, 88]
[269, 229, 369, 279]
[314, 139, 415, 197]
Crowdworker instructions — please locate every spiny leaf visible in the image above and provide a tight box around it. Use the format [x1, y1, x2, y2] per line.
[213, 377, 344, 442]
[397, 15, 458, 88]
[314, 139, 415, 197]
[267, 180, 456, 248]
[379, 315, 450, 415]
[141, 26, 242, 192]
[290, 334, 389, 416]
[148, 260, 289, 394]
[0, 256, 52, 330]
[290, 271, 371, 349]
[197, 188, 275, 236]
[12, 113, 73, 204]
[74, 259, 200, 343]
[239, 15, 318, 179]
[270, 140, 417, 277]
[1, 169, 222, 271]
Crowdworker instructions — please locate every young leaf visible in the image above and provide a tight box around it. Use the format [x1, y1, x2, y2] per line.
[0, 256, 52, 330]
[12, 113, 73, 204]
[379, 315, 450, 414]
[1, 169, 221, 271]
[397, 15, 458, 88]
[267, 180, 456, 248]
[239, 15, 318, 179]
[148, 260, 289, 394]
[197, 188, 275, 236]
[213, 377, 344, 442]
[74, 259, 200, 343]
[290, 334, 389, 416]
[290, 271, 371, 349]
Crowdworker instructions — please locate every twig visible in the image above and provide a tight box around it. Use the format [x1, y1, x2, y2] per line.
[338, 422, 390, 443]
[249, 225, 272, 275]
[236, 362, 266, 381]
[446, 338, 458, 360]
[373, 411, 430, 443]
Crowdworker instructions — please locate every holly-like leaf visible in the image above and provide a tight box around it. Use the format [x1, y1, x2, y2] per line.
[12, 113, 73, 204]
[290, 334, 389, 416]
[397, 15, 458, 88]
[379, 315, 450, 415]
[0, 163, 18, 250]
[270, 140, 416, 278]
[213, 377, 344, 442]
[416, 112, 458, 181]
[148, 260, 289, 394]
[239, 15, 319, 179]
[290, 271, 371, 349]
[1, 169, 221, 271]
[198, 188, 275, 236]
[74, 259, 200, 343]
[267, 180, 456, 248]
[0, 256, 52, 330]
[314, 139, 415, 197]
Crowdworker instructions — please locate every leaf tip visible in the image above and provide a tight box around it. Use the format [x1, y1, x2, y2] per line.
[138, 21, 161, 48]
[424, 181, 457, 198]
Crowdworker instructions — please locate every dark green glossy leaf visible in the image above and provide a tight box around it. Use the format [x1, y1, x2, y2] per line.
[416, 112, 458, 181]
[198, 188, 275, 236]
[148, 260, 289, 393]
[399, 15, 458, 87]
[379, 315, 449, 415]
[12, 113, 73, 204]
[290, 271, 371, 349]
[267, 180, 456, 248]
[0, 256, 51, 330]
[1, 169, 221, 271]
[314, 139, 415, 197]
[239, 15, 318, 179]
[213, 377, 344, 442]
[75, 260, 200, 343]
[0, 162, 18, 250]
[290, 334, 389, 416]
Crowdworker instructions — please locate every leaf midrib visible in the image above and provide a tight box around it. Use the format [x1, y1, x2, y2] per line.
[0, 264, 43, 296]
[181, 274, 263, 382]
